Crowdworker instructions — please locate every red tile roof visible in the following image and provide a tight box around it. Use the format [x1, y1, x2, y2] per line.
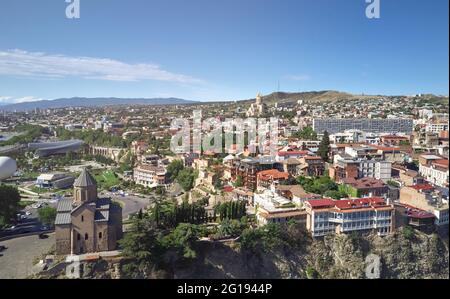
[432, 159, 449, 167]
[334, 197, 386, 210]
[399, 204, 436, 219]
[305, 198, 335, 208]
[222, 186, 234, 193]
[410, 184, 434, 191]
[306, 197, 388, 210]
[257, 169, 290, 181]
[371, 145, 400, 151]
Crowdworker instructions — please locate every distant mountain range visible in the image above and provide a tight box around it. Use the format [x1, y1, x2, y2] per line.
[0, 91, 447, 111]
[0, 97, 198, 111]
[243, 90, 449, 105]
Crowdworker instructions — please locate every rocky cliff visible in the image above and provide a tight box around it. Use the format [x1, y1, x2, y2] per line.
[35, 228, 449, 279]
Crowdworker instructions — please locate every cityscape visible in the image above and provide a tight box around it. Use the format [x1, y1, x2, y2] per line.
[0, 0, 448, 289]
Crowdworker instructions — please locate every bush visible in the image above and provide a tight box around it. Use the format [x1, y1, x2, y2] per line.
[402, 225, 415, 240]
[38, 206, 57, 226]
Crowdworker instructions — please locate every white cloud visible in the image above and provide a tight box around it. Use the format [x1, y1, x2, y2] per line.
[0, 49, 204, 84]
[284, 74, 311, 81]
[0, 96, 44, 104]
[0, 96, 12, 103]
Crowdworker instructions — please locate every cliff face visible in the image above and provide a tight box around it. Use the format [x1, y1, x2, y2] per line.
[171, 229, 449, 279]
[35, 229, 449, 279]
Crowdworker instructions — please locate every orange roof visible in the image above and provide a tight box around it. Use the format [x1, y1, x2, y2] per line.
[257, 169, 289, 180]
[410, 184, 434, 191]
[371, 145, 400, 151]
[433, 159, 449, 167]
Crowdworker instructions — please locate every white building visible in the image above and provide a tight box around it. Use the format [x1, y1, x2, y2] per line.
[330, 130, 366, 144]
[133, 164, 167, 188]
[304, 198, 394, 237]
[254, 188, 306, 226]
[418, 155, 449, 188]
[426, 123, 449, 134]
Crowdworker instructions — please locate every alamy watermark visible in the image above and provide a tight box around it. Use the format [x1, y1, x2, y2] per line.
[366, 0, 381, 19]
[65, 0, 80, 19]
[365, 253, 381, 279]
[65, 255, 81, 278]
[169, 110, 279, 156]
[65, 1, 379, 20]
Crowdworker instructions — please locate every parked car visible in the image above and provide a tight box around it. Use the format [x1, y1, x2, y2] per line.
[0, 245, 7, 252]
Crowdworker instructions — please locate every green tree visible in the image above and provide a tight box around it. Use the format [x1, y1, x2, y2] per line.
[166, 160, 184, 181]
[317, 130, 330, 162]
[119, 217, 162, 276]
[402, 225, 415, 240]
[0, 184, 21, 227]
[38, 206, 57, 226]
[176, 168, 196, 191]
[234, 175, 243, 187]
[292, 126, 318, 140]
[162, 223, 201, 259]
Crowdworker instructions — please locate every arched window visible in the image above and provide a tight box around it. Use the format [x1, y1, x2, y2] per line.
[85, 233, 88, 240]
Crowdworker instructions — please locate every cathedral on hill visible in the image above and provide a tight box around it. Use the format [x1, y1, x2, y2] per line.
[247, 92, 267, 117]
[55, 168, 123, 255]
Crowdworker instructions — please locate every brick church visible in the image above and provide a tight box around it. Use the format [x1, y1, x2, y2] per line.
[55, 168, 123, 255]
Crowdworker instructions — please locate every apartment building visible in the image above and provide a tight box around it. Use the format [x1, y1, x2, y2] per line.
[304, 197, 394, 237]
[254, 188, 306, 226]
[418, 154, 449, 188]
[399, 184, 449, 227]
[297, 156, 325, 177]
[313, 118, 414, 134]
[426, 122, 449, 134]
[233, 156, 280, 191]
[257, 169, 290, 190]
[133, 164, 167, 188]
[330, 155, 392, 182]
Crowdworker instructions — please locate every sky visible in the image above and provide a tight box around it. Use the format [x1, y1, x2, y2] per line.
[0, 0, 448, 104]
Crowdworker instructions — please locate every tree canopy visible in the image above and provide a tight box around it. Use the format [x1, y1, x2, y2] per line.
[0, 184, 21, 227]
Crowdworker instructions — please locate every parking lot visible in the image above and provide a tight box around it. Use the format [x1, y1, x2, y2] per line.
[0, 233, 55, 279]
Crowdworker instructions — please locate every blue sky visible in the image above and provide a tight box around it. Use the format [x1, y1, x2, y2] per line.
[0, 0, 448, 103]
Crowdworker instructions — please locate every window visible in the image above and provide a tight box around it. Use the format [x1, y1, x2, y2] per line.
[85, 233, 88, 240]
[99, 232, 102, 239]
[81, 215, 84, 222]
[77, 233, 80, 241]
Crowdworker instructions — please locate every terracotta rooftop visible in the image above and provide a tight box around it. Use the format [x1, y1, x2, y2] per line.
[306, 197, 388, 210]
[432, 159, 449, 168]
[257, 169, 289, 181]
[410, 184, 435, 191]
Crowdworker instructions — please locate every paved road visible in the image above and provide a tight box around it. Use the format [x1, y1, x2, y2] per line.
[110, 194, 154, 218]
[0, 233, 55, 279]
